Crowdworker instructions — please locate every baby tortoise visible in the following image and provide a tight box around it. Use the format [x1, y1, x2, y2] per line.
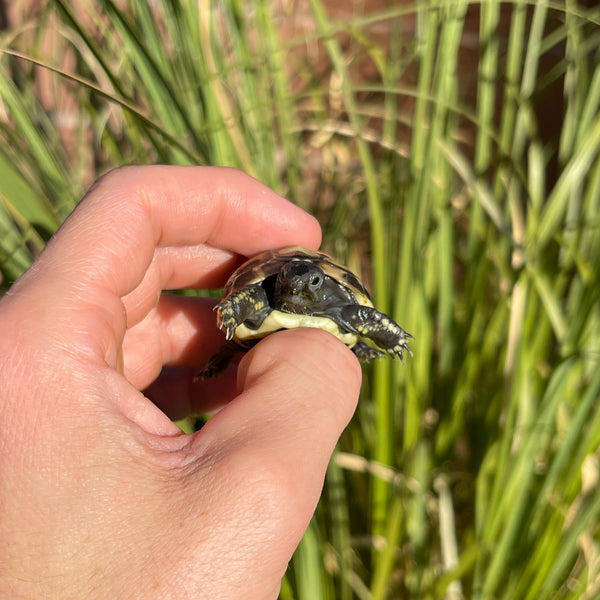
[196, 246, 413, 379]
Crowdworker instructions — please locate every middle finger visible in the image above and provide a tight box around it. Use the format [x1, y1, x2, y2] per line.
[122, 294, 225, 390]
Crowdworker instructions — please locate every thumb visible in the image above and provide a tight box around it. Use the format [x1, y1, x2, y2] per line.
[183, 329, 362, 598]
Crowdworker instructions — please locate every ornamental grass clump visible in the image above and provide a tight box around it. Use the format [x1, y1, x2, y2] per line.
[1, 1, 600, 598]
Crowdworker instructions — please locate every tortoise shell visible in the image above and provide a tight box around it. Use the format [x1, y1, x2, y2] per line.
[224, 246, 373, 308]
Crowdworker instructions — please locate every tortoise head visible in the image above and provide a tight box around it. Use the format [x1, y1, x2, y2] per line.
[274, 260, 327, 313]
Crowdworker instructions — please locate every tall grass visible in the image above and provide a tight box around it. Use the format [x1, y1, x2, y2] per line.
[2, 1, 600, 598]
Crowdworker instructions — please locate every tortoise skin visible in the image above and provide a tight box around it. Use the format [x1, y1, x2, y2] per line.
[196, 246, 412, 379]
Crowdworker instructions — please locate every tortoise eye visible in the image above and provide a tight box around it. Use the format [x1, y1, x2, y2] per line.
[310, 275, 323, 288]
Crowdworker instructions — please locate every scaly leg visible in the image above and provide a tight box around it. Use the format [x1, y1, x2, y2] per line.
[195, 340, 242, 380]
[217, 284, 271, 340]
[351, 340, 386, 362]
[340, 305, 413, 360]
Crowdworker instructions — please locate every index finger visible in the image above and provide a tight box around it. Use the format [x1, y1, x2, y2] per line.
[3, 166, 321, 366]
[30, 166, 321, 297]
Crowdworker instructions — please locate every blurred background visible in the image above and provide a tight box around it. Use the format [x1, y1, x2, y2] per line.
[1, 1, 600, 598]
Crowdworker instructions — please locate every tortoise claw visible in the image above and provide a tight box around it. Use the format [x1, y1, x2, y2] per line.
[218, 321, 236, 342]
[216, 303, 239, 341]
[387, 338, 413, 361]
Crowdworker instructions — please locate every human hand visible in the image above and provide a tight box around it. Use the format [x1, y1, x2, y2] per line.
[0, 167, 361, 599]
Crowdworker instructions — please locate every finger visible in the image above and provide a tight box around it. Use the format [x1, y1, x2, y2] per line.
[38, 166, 321, 296]
[120, 244, 242, 330]
[188, 329, 362, 552]
[123, 292, 244, 418]
[4, 166, 321, 367]
[234, 329, 362, 472]
[121, 295, 222, 389]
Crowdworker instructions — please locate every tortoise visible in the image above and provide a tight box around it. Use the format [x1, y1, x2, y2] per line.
[196, 246, 413, 379]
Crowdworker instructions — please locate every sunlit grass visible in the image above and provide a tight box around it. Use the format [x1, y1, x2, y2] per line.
[2, 1, 600, 598]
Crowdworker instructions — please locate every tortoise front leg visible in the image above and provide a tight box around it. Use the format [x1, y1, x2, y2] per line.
[217, 283, 271, 340]
[340, 305, 413, 360]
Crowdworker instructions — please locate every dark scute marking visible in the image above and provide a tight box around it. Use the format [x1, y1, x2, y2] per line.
[317, 258, 371, 302]
[281, 246, 322, 260]
[342, 270, 370, 299]
[225, 253, 286, 295]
